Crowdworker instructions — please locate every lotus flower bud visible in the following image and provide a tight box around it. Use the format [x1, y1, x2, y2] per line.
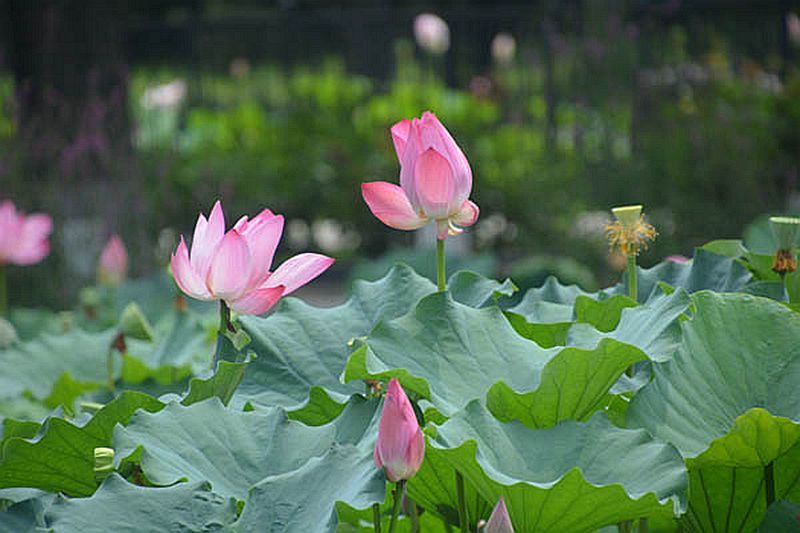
[98, 235, 128, 286]
[374, 379, 425, 482]
[769, 216, 800, 275]
[94, 447, 115, 483]
[485, 496, 514, 533]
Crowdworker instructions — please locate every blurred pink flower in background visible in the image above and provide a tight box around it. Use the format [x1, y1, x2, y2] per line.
[413, 13, 450, 55]
[171, 200, 334, 315]
[362, 111, 479, 240]
[98, 234, 128, 286]
[0, 200, 53, 266]
[374, 378, 425, 482]
[665, 254, 690, 264]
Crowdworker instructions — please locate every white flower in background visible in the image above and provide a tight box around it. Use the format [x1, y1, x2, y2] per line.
[491, 32, 516, 64]
[413, 13, 450, 55]
[142, 79, 187, 110]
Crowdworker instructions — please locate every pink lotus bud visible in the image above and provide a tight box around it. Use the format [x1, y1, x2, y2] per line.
[0, 200, 53, 266]
[485, 497, 514, 533]
[374, 379, 425, 482]
[98, 235, 128, 285]
[362, 112, 479, 240]
[170, 200, 334, 315]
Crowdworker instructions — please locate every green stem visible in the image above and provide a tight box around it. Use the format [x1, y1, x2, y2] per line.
[408, 498, 419, 533]
[387, 480, 406, 533]
[627, 253, 637, 302]
[617, 520, 632, 533]
[765, 461, 775, 508]
[456, 471, 469, 532]
[0, 264, 7, 317]
[638, 517, 649, 533]
[212, 301, 232, 369]
[106, 347, 115, 392]
[372, 503, 382, 533]
[436, 238, 446, 292]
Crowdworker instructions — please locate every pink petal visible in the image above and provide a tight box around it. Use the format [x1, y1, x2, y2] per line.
[413, 148, 457, 220]
[452, 200, 479, 227]
[419, 111, 472, 200]
[9, 214, 53, 265]
[390, 119, 411, 161]
[228, 285, 285, 315]
[171, 237, 212, 300]
[264, 253, 334, 295]
[242, 214, 284, 287]
[436, 219, 450, 241]
[0, 202, 20, 261]
[485, 497, 514, 533]
[190, 200, 226, 278]
[399, 119, 424, 207]
[99, 235, 128, 279]
[375, 379, 424, 482]
[362, 182, 428, 231]
[206, 229, 252, 300]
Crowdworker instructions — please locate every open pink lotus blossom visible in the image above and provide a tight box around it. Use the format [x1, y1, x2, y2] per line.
[485, 496, 514, 533]
[170, 201, 334, 315]
[98, 234, 128, 285]
[0, 200, 53, 266]
[362, 111, 479, 240]
[374, 378, 425, 482]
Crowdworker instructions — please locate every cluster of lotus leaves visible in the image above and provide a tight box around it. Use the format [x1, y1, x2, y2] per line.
[0, 242, 799, 532]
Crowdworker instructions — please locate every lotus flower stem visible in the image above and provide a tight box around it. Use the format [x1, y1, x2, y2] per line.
[408, 498, 420, 533]
[437, 238, 446, 292]
[765, 461, 775, 507]
[456, 471, 469, 532]
[0, 265, 6, 317]
[638, 517, 649, 532]
[213, 300, 234, 368]
[372, 503, 381, 533]
[617, 520, 632, 532]
[626, 253, 637, 302]
[387, 480, 406, 533]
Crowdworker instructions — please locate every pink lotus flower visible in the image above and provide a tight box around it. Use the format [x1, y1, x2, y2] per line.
[485, 497, 514, 533]
[0, 200, 53, 266]
[362, 112, 479, 240]
[374, 378, 425, 482]
[170, 201, 334, 315]
[98, 234, 128, 285]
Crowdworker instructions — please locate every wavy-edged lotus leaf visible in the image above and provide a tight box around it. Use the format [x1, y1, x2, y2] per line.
[568, 288, 691, 363]
[487, 338, 647, 428]
[511, 276, 595, 309]
[44, 475, 237, 532]
[0, 329, 116, 402]
[238, 265, 513, 416]
[421, 401, 687, 532]
[445, 270, 516, 308]
[343, 291, 556, 416]
[628, 292, 800, 531]
[0, 391, 164, 497]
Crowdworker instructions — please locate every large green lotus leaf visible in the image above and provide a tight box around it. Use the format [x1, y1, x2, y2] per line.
[0, 391, 164, 497]
[573, 294, 638, 332]
[511, 276, 595, 308]
[125, 309, 215, 379]
[567, 288, 691, 363]
[44, 475, 237, 532]
[628, 292, 800, 457]
[445, 270, 516, 308]
[344, 291, 556, 416]
[0, 493, 53, 532]
[486, 338, 647, 428]
[231, 396, 385, 533]
[105, 272, 214, 323]
[0, 329, 115, 401]
[504, 311, 572, 349]
[608, 249, 753, 302]
[237, 265, 512, 415]
[7, 308, 65, 342]
[758, 500, 800, 532]
[423, 402, 686, 532]
[627, 293, 800, 531]
[113, 398, 337, 501]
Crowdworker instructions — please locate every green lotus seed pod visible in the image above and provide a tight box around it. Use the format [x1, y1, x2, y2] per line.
[769, 216, 800, 251]
[611, 205, 643, 227]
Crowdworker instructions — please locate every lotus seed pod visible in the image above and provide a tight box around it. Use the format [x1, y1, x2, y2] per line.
[118, 303, 154, 342]
[94, 447, 115, 483]
[769, 216, 800, 251]
[611, 205, 643, 227]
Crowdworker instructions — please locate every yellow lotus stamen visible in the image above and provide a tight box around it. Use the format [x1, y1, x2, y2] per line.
[605, 212, 657, 256]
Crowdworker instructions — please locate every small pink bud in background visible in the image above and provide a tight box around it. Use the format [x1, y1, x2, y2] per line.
[664, 254, 690, 264]
[0, 200, 53, 266]
[374, 379, 425, 482]
[485, 497, 514, 533]
[98, 234, 128, 286]
[362, 111, 479, 240]
[170, 200, 334, 315]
